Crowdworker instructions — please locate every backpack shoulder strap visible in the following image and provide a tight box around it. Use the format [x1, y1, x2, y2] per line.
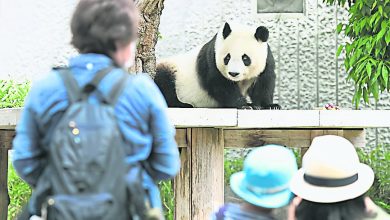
[57, 68, 81, 103]
[82, 66, 115, 94]
[107, 70, 129, 105]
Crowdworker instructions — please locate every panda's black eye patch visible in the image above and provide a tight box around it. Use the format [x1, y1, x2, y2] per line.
[242, 54, 251, 66]
[224, 53, 231, 65]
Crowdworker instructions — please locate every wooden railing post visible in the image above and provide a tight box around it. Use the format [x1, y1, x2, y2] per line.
[0, 130, 14, 220]
[190, 128, 224, 220]
[0, 146, 8, 220]
[174, 128, 192, 220]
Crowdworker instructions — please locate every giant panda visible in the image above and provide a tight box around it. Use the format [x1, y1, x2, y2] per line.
[154, 22, 280, 109]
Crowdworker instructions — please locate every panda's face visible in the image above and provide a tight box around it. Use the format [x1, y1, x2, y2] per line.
[215, 22, 269, 82]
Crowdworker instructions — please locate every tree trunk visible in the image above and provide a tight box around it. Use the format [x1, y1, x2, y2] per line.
[131, 0, 165, 78]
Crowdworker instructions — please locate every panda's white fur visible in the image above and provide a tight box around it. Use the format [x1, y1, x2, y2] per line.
[154, 21, 277, 109]
[160, 47, 219, 107]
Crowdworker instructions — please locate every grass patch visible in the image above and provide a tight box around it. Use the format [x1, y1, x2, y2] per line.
[159, 180, 174, 220]
[224, 151, 244, 186]
[2, 80, 31, 219]
[357, 146, 390, 213]
[0, 80, 30, 108]
[7, 161, 31, 220]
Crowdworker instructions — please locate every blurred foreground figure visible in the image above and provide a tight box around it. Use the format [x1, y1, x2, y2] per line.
[12, 0, 180, 219]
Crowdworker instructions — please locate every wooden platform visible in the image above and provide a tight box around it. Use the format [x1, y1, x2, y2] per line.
[1, 108, 390, 220]
[167, 108, 390, 129]
[2, 108, 390, 129]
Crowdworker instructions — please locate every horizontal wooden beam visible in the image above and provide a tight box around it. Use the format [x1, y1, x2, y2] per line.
[167, 108, 237, 128]
[0, 108, 21, 129]
[320, 110, 390, 128]
[236, 110, 319, 128]
[224, 129, 365, 149]
[1, 108, 390, 129]
[1, 129, 365, 150]
[224, 129, 312, 148]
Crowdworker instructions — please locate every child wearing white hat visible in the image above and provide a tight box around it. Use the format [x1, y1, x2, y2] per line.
[288, 135, 389, 220]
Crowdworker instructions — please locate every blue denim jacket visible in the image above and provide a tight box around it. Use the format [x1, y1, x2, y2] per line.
[12, 53, 180, 209]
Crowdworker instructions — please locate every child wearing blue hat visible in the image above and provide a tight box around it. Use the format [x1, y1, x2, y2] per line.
[212, 145, 298, 220]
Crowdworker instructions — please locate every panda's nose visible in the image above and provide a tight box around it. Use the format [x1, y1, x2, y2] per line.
[229, 72, 239, 77]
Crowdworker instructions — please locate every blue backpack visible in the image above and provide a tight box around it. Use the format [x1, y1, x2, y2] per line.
[30, 67, 157, 220]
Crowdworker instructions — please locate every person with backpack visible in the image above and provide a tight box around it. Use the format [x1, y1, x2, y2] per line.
[12, 0, 180, 219]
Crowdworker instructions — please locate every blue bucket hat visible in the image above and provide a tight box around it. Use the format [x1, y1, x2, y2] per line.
[230, 145, 298, 208]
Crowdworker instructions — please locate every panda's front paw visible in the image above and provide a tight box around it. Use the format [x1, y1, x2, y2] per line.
[250, 104, 281, 110]
[240, 105, 253, 110]
[251, 105, 263, 110]
[252, 104, 282, 110]
[260, 104, 281, 110]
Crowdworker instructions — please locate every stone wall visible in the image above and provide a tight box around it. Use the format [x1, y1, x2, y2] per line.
[0, 0, 78, 81]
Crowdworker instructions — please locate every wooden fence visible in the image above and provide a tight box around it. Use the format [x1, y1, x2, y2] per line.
[1, 108, 390, 220]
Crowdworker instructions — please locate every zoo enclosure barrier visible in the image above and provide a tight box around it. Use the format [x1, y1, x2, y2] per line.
[1, 108, 390, 220]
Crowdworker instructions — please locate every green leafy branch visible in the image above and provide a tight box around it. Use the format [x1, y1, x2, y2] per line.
[325, 0, 390, 108]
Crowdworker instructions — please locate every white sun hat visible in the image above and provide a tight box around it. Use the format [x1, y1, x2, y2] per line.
[290, 135, 374, 203]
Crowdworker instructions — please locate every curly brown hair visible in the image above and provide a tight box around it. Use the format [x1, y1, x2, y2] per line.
[70, 0, 139, 56]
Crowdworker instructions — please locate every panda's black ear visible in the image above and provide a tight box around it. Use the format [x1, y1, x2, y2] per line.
[222, 22, 232, 39]
[255, 26, 269, 42]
